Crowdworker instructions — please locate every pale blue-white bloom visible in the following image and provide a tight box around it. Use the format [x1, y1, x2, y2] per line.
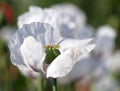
[88, 25, 117, 82]
[0, 26, 16, 43]
[51, 3, 87, 38]
[95, 25, 116, 57]
[92, 75, 118, 91]
[87, 25, 118, 91]
[93, 51, 120, 91]
[74, 25, 94, 39]
[8, 22, 95, 78]
[90, 25, 117, 82]
[105, 51, 120, 73]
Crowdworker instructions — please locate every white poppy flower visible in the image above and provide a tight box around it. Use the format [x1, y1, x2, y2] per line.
[17, 7, 44, 29]
[51, 3, 86, 38]
[8, 22, 95, 78]
[95, 25, 116, 57]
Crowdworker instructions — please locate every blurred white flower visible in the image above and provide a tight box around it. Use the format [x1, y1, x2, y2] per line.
[0, 26, 16, 43]
[8, 22, 95, 78]
[95, 25, 116, 57]
[105, 51, 120, 73]
[92, 75, 118, 91]
[51, 3, 87, 38]
[74, 25, 94, 39]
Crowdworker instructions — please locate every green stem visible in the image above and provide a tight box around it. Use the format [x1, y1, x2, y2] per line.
[70, 82, 75, 91]
[38, 74, 44, 91]
[5, 72, 8, 91]
[52, 78, 57, 91]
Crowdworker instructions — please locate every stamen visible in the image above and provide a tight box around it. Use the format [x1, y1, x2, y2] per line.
[44, 45, 61, 64]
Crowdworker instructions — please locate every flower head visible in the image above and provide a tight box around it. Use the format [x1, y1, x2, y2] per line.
[95, 25, 116, 57]
[8, 22, 95, 78]
[51, 3, 86, 38]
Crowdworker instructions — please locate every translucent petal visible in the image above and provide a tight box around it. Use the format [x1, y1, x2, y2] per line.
[21, 22, 54, 45]
[46, 49, 76, 78]
[17, 9, 44, 28]
[20, 36, 45, 72]
[59, 38, 96, 55]
[44, 9, 63, 43]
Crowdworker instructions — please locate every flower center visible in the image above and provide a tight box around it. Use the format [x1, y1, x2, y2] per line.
[44, 45, 61, 64]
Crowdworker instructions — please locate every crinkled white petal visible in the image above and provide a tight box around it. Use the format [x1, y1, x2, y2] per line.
[20, 36, 45, 72]
[28, 6, 59, 30]
[17, 8, 44, 28]
[8, 32, 28, 71]
[22, 22, 55, 45]
[59, 38, 96, 55]
[29, 6, 43, 12]
[43, 8, 63, 43]
[46, 49, 76, 78]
